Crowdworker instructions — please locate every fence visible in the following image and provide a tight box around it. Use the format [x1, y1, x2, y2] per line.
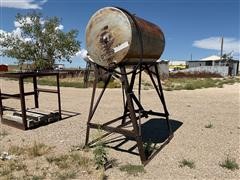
[181, 66, 229, 77]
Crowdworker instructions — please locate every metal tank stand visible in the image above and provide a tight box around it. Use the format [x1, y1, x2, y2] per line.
[85, 63, 173, 165]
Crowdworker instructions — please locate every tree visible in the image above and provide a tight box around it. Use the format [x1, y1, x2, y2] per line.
[0, 12, 80, 70]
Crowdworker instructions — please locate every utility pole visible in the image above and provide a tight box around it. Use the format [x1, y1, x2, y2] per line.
[220, 36, 224, 59]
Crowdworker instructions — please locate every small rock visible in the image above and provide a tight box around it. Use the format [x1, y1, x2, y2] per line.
[0, 151, 15, 160]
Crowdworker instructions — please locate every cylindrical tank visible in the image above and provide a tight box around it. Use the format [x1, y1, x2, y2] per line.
[85, 7, 165, 67]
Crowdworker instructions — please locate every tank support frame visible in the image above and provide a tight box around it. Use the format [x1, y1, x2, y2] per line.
[85, 62, 173, 165]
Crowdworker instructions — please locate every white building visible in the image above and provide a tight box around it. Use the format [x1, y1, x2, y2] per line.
[186, 55, 239, 76]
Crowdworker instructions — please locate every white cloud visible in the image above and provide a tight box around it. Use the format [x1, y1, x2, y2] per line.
[0, 0, 47, 9]
[1, 17, 64, 44]
[14, 17, 32, 27]
[75, 49, 87, 59]
[14, 17, 45, 28]
[193, 37, 240, 57]
[12, 27, 22, 38]
[55, 25, 64, 31]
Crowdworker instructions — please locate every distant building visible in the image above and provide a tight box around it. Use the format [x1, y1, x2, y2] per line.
[186, 55, 239, 76]
[169, 60, 187, 71]
[157, 59, 169, 78]
[54, 64, 65, 70]
[147, 59, 169, 79]
[0, 64, 8, 72]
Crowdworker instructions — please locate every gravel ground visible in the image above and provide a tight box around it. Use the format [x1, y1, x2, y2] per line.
[0, 79, 239, 179]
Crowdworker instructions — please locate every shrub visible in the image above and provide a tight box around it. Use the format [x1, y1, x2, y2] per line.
[205, 123, 213, 128]
[46, 155, 70, 169]
[26, 141, 51, 157]
[179, 159, 195, 169]
[93, 141, 108, 169]
[55, 170, 77, 180]
[8, 145, 25, 155]
[220, 157, 239, 171]
[0, 129, 8, 140]
[119, 164, 145, 176]
[46, 153, 92, 170]
[143, 140, 155, 158]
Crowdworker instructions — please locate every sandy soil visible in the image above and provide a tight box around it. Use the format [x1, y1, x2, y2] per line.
[0, 79, 239, 179]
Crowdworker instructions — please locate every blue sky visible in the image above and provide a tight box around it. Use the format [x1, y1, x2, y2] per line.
[0, 0, 239, 68]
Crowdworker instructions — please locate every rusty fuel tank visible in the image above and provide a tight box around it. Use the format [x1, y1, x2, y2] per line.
[85, 7, 165, 67]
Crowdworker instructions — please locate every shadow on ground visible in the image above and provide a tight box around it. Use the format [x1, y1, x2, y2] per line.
[94, 118, 183, 164]
[60, 110, 81, 120]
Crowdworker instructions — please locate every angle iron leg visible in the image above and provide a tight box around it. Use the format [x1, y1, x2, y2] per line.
[85, 65, 112, 146]
[154, 64, 173, 135]
[85, 65, 98, 146]
[0, 89, 3, 117]
[19, 77, 27, 130]
[33, 75, 39, 109]
[56, 73, 62, 120]
[120, 66, 146, 163]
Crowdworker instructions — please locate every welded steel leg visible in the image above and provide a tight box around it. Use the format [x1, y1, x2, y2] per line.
[19, 77, 27, 130]
[120, 66, 146, 163]
[85, 65, 98, 146]
[0, 89, 3, 117]
[56, 73, 62, 120]
[85, 65, 112, 146]
[154, 64, 172, 135]
[33, 75, 39, 108]
[145, 64, 172, 135]
[121, 101, 128, 125]
[85, 80, 96, 146]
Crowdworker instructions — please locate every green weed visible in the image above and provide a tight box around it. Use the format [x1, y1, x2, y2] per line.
[179, 159, 195, 169]
[119, 164, 145, 176]
[55, 170, 77, 180]
[205, 123, 213, 128]
[220, 157, 239, 171]
[26, 141, 51, 157]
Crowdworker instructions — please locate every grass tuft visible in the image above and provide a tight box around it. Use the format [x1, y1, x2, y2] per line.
[70, 153, 92, 168]
[46, 153, 92, 170]
[205, 122, 213, 128]
[0, 129, 8, 140]
[143, 140, 156, 158]
[55, 170, 77, 180]
[8, 145, 25, 156]
[220, 157, 239, 171]
[163, 77, 240, 91]
[179, 159, 195, 169]
[31, 175, 45, 180]
[93, 141, 108, 169]
[0, 160, 27, 176]
[26, 141, 51, 158]
[46, 154, 70, 169]
[0, 166, 11, 176]
[119, 164, 145, 176]
[99, 168, 108, 180]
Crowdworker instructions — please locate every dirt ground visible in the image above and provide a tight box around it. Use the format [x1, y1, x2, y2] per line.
[0, 79, 239, 179]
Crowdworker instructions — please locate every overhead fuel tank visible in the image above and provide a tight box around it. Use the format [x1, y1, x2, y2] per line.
[85, 7, 165, 67]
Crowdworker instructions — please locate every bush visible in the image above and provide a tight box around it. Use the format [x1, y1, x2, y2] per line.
[26, 142, 51, 157]
[93, 141, 108, 169]
[119, 164, 145, 176]
[220, 157, 239, 171]
[179, 159, 195, 169]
